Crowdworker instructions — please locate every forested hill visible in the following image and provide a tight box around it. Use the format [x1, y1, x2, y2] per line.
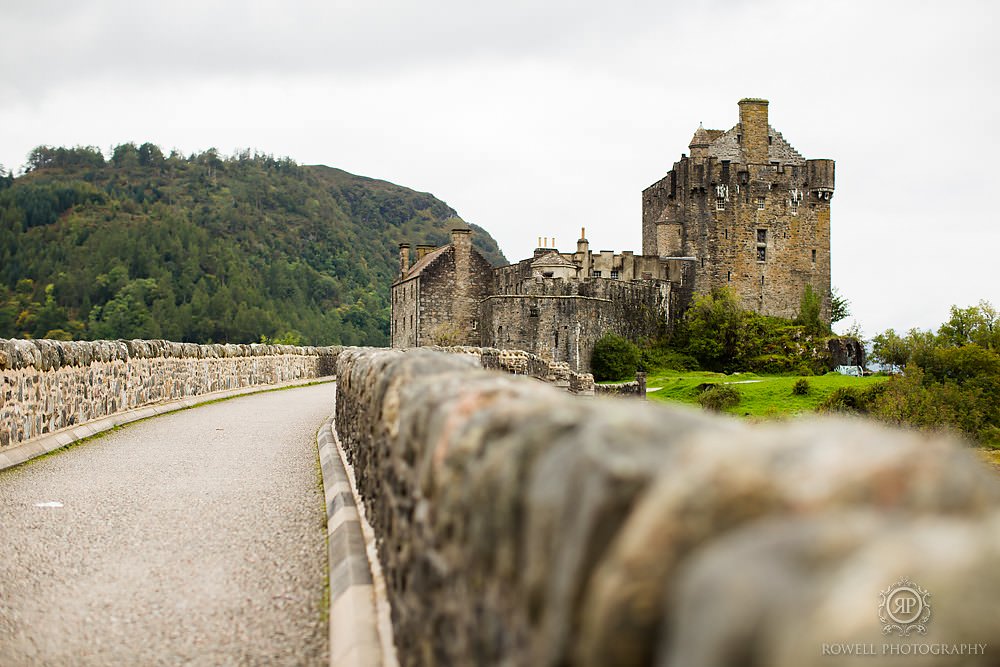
[0, 144, 506, 346]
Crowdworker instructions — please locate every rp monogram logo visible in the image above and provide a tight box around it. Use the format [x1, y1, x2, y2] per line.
[879, 578, 931, 636]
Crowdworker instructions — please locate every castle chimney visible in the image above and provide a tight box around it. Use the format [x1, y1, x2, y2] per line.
[416, 244, 435, 261]
[537, 236, 542, 248]
[451, 227, 473, 343]
[398, 243, 411, 276]
[738, 98, 770, 165]
[576, 227, 590, 276]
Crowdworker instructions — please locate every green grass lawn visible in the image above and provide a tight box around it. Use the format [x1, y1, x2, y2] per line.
[644, 370, 888, 418]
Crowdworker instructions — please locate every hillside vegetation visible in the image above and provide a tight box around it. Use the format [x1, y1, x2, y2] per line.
[0, 144, 505, 345]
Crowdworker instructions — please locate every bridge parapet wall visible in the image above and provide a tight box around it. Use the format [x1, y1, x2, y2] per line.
[335, 347, 1000, 667]
[1, 338, 340, 451]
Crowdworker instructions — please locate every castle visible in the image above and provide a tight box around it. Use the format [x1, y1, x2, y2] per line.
[391, 99, 834, 372]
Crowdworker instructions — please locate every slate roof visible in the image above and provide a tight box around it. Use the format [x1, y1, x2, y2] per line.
[401, 245, 450, 280]
[531, 251, 577, 268]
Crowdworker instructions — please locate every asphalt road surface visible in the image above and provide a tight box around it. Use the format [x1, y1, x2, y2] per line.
[0, 383, 335, 666]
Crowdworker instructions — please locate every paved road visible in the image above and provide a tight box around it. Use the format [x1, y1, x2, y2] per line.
[0, 383, 336, 666]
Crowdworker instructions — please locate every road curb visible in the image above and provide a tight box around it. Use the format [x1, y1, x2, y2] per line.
[0, 376, 336, 472]
[318, 396, 398, 667]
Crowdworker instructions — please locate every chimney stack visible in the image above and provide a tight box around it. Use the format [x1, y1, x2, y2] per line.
[398, 243, 411, 276]
[738, 98, 770, 165]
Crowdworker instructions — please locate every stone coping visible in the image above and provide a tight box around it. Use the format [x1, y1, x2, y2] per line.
[0, 376, 335, 471]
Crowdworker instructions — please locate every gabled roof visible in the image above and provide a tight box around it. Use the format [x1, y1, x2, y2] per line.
[531, 251, 577, 268]
[689, 124, 725, 148]
[703, 124, 805, 164]
[401, 244, 450, 281]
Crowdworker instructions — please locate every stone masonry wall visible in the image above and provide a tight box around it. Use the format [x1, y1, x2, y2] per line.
[1, 338, 340, 451]
[336, 347, 1000, 667]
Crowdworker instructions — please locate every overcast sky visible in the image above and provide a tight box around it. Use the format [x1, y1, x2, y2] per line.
[2, 0, 997, 337]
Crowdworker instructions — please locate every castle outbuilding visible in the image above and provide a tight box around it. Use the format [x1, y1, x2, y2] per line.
[391, 99, 834, 372]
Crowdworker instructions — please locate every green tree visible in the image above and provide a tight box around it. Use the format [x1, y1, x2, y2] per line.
[677, 287, 767, 372]
[795, 285, 825, 335]
[870, 328, 909, 372]
[591, 333, 640, 381]
[830, 287, 850, 324]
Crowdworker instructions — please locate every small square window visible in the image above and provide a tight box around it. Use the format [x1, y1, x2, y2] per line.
[757, 196, 766, 210]
[610, 270, 619, 279]
[592, 270, 602, 278]
[529, 306, 539, 317]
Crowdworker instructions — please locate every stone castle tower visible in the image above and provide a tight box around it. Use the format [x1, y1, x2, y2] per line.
[642, 98, 834, 323]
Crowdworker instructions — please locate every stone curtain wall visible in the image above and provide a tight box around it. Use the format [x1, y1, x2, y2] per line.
[335, 347, 1000, 667]
[1, 339, 340, 450]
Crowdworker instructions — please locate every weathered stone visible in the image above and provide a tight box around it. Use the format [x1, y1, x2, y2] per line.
[660, 511, 1000, 667]
[578, 420, 999, 667]
[1, 338, 341, 452]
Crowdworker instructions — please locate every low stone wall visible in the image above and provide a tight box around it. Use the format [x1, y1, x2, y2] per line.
[430, 345, 592, 393]
[595, 371, 646, 398]
[335, 347, 1000, 667]
[1, 338, 340, 451]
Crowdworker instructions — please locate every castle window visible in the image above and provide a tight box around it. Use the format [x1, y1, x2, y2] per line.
[812, 249, 817, 264]
[592, 270, 602, 278]
[610, 270, 619, 279]
[770, 161, 781, 172]
[791, 199, 799, 215]
[757, 229, 767, 244]
[721, 160, 730, 180]
[727, 271, 731, 282]
[756, 196, 766, 210]
[724, 229, 728, 239]
[542, 271, 554, 278]
[757, 247, 766, 262]
[737, 134, 742, 144]
[716, 197, 725, 211]
[529, 306, 539, 317]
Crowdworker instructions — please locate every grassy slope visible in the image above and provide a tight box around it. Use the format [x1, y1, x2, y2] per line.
[645, 370, 888, 418]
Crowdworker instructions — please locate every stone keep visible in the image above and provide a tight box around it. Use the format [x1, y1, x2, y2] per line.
[642, 98, 834, 323]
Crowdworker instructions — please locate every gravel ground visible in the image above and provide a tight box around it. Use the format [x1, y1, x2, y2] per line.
[0, 383, 335, 666]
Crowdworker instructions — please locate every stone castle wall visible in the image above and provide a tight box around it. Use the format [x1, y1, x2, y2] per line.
[335, 347, 1000, 667]
[1, 338, 339, 451]
[480, 278, 670, 372]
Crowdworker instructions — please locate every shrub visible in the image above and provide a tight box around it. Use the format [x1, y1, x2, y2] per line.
[639, 346, 699, 372]
[591, 333, 641, 381]
[792, 378, 810, 396]
[697, 385, 741, 412]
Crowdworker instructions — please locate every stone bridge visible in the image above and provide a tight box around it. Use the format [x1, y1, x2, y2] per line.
[2, 339, 998, 666]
